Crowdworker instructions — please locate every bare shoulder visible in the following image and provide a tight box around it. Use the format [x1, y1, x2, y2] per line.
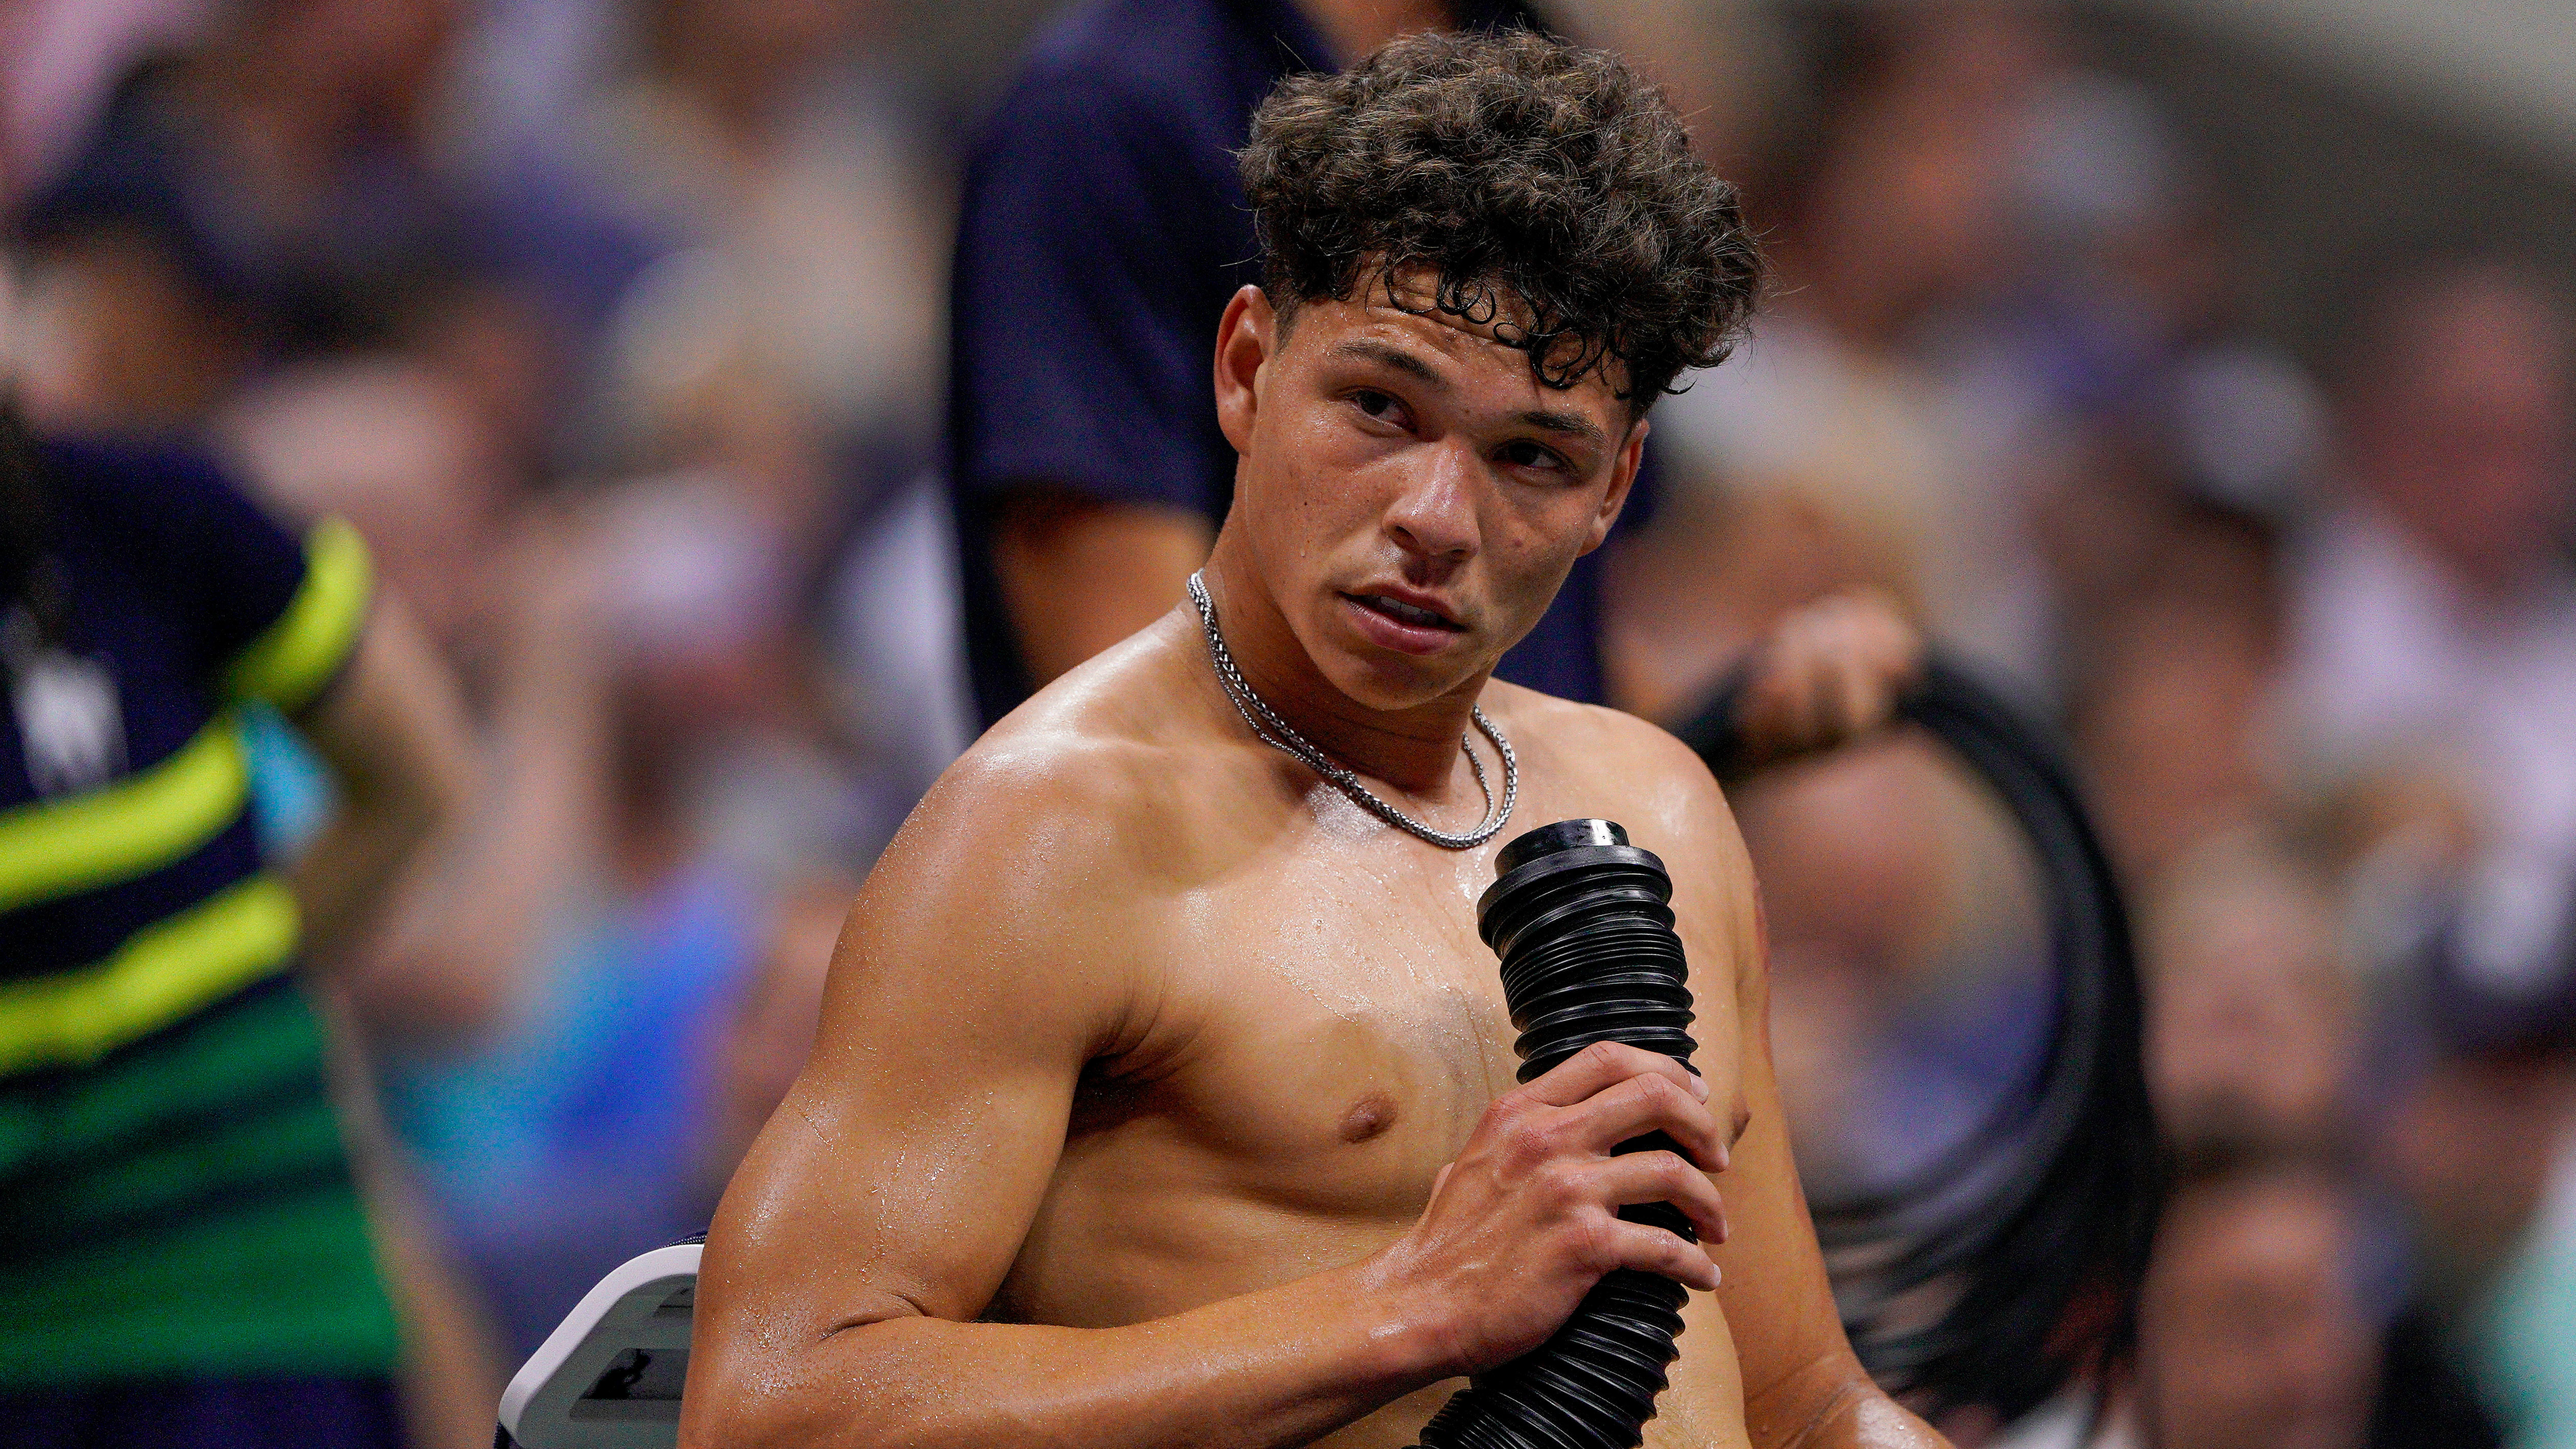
[1485, 683, 1740, 853]
[820, 623, 1222, 1061]
[880, 620, 1217, 906]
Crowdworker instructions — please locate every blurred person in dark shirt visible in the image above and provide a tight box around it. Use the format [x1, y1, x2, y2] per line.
[0, 258, 477, 1446]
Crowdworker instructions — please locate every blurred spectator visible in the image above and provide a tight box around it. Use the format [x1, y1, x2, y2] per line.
[222, 356, 519, 675]
[2001, 1145, 2499, 1449]
[1732, 733, 2050, 1196]
[2138, 829, 2354, 1150]
[556, 0, 969, 797]
[11, 0, 610, 467]
[3, 1, 216, 206]
[2138, 1150, 2380, 1449]
[2061, 495, 2283, 880]
[947, 0, 1645, 725]
[215, 355, 529, 1040]
[2139, 1147, 2499, 1449]
[2381, 975, 2576, 1449]
[565, 0, 947, 479]
[11, 164, 255, 430]
[697, 876, 854, 1200]
[1648, 2, 2059, 691]
[359, 478, 875, 1357]
[20, 0, 484, 364]
[0, 328, 476, 1441]
[2284, 260, 2576, 1010]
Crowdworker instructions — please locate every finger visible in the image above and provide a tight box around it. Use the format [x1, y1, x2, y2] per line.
[1846, 589, 1924, 681]
[1748, 640, 1818, 755]
[1828, 653, 1876, 742]
[1590, 1151, 1729, 1244]
[1601, 1217, 1721, 1292]
[1739, 648, 1798, 753]
[1556, 1071, 1727, 1171]
[1793, 647, 1840, 750]
[1518, 1039, 1707, 1111]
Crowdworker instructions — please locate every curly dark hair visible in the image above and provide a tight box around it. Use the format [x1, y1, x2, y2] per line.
[1240, 28, 1762, 412]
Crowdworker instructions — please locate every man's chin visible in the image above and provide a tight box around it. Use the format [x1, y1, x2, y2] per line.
[1315, 639, 1490, 713]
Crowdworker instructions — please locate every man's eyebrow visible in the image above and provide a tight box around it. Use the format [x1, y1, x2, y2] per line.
[1329, 339, 1450, 390]
[1331, 339, 1611, 446]
[1518, 408, 1609, 448]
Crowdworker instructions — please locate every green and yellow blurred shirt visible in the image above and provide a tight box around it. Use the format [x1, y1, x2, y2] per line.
[0, 436, 397, 1388]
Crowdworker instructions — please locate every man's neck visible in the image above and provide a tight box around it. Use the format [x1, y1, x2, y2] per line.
[1194, 553, 1491, 802]
[1295, 0, 1460, 68]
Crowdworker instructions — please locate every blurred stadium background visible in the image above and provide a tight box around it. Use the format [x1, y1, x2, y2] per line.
[5, 2, 2574, 1447]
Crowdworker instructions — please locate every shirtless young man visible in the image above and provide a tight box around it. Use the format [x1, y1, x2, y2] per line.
[683, 32, 1948, 1449]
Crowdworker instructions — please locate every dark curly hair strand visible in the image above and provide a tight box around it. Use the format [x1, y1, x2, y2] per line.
[1241, 29, 1762, 412]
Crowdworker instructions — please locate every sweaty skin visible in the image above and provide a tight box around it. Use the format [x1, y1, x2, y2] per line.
[682, 279, 1948, 1449]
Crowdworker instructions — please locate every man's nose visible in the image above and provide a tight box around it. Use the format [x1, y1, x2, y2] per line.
[1383, 439, 1480, 566]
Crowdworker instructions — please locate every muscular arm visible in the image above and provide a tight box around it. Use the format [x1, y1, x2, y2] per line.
[1630, 726, 1949, 1449]
[682, 747, 1730, 1449]
[991, 488, 1214, 685]
[682, 756, 1433, 1449]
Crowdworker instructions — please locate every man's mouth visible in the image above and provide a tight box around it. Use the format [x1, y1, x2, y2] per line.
[1347, 592, 1465, 632]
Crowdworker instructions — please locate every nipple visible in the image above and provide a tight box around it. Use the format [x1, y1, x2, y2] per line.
[1337, 1089, 1399, 1144]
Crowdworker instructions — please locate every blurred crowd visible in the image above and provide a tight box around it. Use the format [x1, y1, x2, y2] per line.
[5, 2, 2573, 1448]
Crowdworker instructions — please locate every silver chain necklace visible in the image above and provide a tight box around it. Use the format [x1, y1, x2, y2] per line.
[1187, 572, 1516, 849]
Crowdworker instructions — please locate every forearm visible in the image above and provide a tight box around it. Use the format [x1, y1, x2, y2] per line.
[287, 796, 438, 962]
[686, 1257, 1450, 1449]
[289, 604, 477, 964]
[1787, 1382, 1947, 1449]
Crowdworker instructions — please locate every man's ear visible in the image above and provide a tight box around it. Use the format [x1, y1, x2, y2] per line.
[1213, 286, 1276, 455]
[1579, 417, 1650, 556]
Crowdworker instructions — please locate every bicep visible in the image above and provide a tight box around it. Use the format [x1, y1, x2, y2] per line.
[694, 808, 1127, 1359]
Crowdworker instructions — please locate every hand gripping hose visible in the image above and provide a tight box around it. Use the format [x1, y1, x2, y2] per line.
[1415, 818, 1701, 1449]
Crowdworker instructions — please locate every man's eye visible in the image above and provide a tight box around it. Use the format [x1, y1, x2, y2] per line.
[1501, 440, 1567, 472]
[1351, 389, 1401, 422]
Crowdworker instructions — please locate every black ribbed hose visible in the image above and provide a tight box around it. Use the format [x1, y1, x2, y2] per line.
[1414, 818, 1700, 1449]
[1673, 650, 2160, 1423]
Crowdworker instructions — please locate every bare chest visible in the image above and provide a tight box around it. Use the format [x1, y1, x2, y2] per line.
[1122, 841, 1523, 1216]
[994, 796, 1745, 1336]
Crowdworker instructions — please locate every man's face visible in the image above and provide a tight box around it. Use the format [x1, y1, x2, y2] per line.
[1213, 276, 1644, 709]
